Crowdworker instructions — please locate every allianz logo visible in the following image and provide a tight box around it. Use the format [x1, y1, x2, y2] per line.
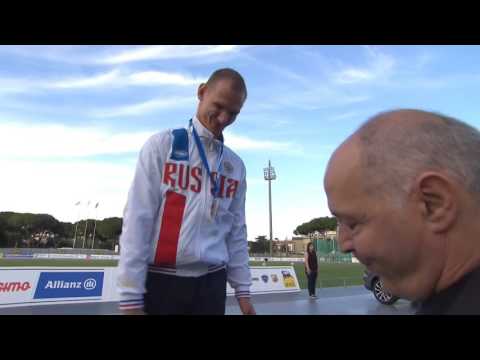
[44, 278, 97, 290]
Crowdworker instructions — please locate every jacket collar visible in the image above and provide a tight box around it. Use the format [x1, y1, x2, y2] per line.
[192, 116, 224, 144]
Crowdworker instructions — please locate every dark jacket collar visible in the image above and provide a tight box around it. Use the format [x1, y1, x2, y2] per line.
[417, 266, 480, 315]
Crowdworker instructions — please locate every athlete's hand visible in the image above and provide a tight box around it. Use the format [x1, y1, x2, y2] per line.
[238, 297, 256, 315]
[121, 308, 146, 315]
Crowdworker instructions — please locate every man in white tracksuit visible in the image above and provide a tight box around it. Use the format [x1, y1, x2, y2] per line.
[117, 68, 256, 315]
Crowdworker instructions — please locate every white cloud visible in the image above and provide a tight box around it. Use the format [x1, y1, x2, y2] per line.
[336, 69, 374, 83]
[245, 202, 332, 240]
[0, 123, 318, 234]
[241, 51, 310, 85]
[246, 178, 330, 245]
[93, 96, 195, 118]
[0, 45, 241, 66]
[0, 69, 206, 94]
[0, 121, 327, 237]
[0, 45, 96, 65]
[128, 71, 207, 86]
[265, 87, 371, 111]
[334, 45, 395, 84]
[0, 121, 299, 161]
[0, 155, 331, 238]
[0, 122, 154, 159]
[51, 70, 207, 89]
[0, 158, 134, 223]
[51, 69, 122, 89]
[246, 178, 266, 186]
[328, 111, 363, 122]
[0, 77, 44, 95]
[225, 132, 294, 152]
[101, 45, 240, 64]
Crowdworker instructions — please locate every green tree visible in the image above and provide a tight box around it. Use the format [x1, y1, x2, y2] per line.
[294, 216, 337, 236]
[0, 216, 7, 247]
[96, 217, 122, 240]
[249, 235, 269, 254]
[0, 212, 125, 249]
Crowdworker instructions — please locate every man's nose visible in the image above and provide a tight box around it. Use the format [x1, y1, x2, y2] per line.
[337, 225, 354, 253]
[217, 111, 234, 125]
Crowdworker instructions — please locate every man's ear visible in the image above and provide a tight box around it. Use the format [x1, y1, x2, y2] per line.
[197, 83, 207, 101]
[415, 172, 459, 233]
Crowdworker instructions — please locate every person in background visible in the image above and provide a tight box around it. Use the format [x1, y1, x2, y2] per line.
[304, 242, 318, 299]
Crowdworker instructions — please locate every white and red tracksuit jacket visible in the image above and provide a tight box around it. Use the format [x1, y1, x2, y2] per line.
[117, 116, 252, 310]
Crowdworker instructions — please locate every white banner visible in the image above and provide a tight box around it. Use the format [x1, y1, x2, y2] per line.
[30, 253, 119, 261]
[227, 266, 301, 296]
[88, 254, 120, 260]
[33, 254, 51, 259]
[3, 254, 34, 259]
[249, 257, 304, 262]
[49, 254, 87, 259]
[0, 266, 300, 308]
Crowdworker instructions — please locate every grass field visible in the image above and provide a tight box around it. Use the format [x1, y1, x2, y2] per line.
[0, 259, 366, 289]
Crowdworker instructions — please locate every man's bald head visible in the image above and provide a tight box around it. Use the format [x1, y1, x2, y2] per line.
[351, 109, 480, 203]
[205, 68, 247, 100]
[324, 109, 480, 302]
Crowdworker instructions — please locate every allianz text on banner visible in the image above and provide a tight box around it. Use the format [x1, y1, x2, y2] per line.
[33, 272, 103, 299]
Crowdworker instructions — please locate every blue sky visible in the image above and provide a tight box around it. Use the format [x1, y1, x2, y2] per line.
[2, 45, 480, 240]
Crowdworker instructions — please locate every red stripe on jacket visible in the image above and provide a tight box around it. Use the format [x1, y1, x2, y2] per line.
[154, 191, 186, 266]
